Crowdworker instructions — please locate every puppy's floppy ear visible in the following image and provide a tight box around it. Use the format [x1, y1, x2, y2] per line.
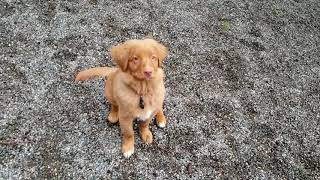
[110, 43, 130, 71]
[145, 39, 168, 67]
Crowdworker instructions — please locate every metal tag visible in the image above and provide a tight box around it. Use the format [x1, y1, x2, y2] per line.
[139, 96, 144, 109]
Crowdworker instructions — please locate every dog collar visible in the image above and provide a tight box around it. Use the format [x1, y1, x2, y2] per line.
[139, 96, 144, 109]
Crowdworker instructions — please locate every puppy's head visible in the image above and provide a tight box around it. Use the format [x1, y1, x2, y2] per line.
[110, 39, 168, 80]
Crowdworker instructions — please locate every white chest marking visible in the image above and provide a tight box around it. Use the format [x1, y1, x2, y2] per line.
[139, 111, 152, 121]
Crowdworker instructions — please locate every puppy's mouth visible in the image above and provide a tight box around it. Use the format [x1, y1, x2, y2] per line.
[131, 71, 153, 81]
[144, 74, 152, 80]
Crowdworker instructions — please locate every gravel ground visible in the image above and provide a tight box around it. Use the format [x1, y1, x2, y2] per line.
[1, 0, 320, 179]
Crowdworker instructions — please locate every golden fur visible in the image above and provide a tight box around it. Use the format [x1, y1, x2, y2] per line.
[75, 39, 168, 158]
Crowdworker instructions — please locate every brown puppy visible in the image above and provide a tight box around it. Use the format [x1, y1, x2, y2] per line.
[75, 39, 168, 158]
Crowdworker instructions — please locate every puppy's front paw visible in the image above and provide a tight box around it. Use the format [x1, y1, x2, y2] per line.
[122, 144, 134, 158]
[140, 129, 153, 144]
[157, 121, 166, 128]
[156, 115, 166, 128]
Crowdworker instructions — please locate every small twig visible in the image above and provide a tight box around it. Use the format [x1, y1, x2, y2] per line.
[0, 140, 18, 146]
[0, 140, 31, 146]
[187, 163, 192, 175]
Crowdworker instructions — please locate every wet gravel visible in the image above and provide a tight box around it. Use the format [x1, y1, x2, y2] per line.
[1, 0, 320, 179]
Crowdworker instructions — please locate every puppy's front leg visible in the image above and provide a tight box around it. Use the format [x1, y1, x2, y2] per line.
[139, 117, 153, 144]
[119, 115, 134, 158]
[156, 109, 166, 128]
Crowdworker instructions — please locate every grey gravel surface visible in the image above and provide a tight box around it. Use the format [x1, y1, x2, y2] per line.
[1, 0, 320, 179]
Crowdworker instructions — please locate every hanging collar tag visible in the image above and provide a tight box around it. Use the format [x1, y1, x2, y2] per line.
[139, 96, 144, 109]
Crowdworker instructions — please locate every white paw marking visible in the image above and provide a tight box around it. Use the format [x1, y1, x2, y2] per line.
[123, 148, 134, 158]
[140, 111, 152, 121]
[158, 121, 166, 128]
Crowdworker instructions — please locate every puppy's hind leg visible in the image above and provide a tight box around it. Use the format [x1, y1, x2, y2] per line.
[107, 104, 119, 123]
[156, 109, 166, 128]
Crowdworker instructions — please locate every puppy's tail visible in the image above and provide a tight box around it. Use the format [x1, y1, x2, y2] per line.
[75, 67, 118, 82]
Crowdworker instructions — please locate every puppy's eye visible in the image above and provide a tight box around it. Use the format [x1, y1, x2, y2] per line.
[133, 57, 139, 64]
[151, 55, 157, 61]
